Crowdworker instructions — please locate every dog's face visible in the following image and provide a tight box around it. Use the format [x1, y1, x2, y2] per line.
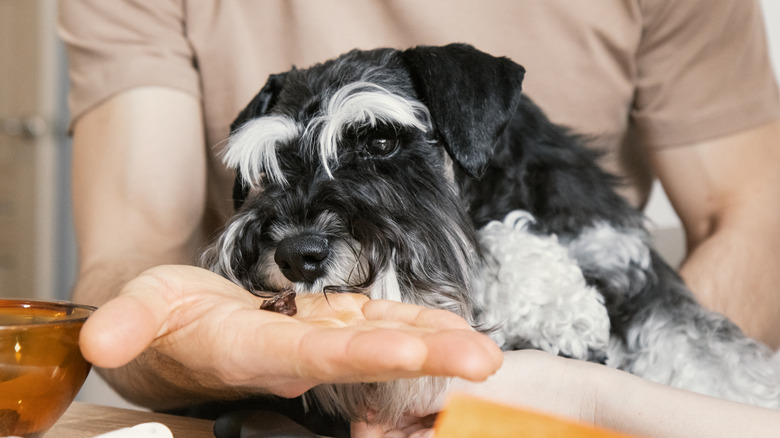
[202, 44, 525, 318]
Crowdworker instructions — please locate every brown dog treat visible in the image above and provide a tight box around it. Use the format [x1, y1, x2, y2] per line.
[259, 289, 297, 316]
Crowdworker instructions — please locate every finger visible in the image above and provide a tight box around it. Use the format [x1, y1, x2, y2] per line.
[291, 301, 503, 382]
[362, 300, 473, 331]
[292, 325, 431, 382]
[160, 312, 428, 395]
[420, 330, 503, 381]
[360, 299, 504, 380]
[278, 296, 468, 382]
[291, 325, 502, 384]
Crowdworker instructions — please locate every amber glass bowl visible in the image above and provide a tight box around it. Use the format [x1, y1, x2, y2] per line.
[0, 299, 95, 438]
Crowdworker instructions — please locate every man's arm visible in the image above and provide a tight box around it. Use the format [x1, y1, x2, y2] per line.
[71, 87, 502, 410]
[71, 86, 215, 408]
[354, 350, 780, 438]
[650, 119, 780, 349]
[72, 87, 208, 304]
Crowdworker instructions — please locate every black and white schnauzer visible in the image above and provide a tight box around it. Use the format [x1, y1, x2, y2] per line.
[201, 44, 780, 423]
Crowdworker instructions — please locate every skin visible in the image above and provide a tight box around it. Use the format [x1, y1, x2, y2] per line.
[353, 350, 780, 438]
[71, 87, 502, 410]
[650, 119, 780, 349]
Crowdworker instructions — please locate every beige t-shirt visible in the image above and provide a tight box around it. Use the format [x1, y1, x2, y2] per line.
[58, 0, 780, 228]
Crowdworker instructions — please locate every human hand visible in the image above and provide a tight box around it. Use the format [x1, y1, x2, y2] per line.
[79, 265, 502, 398]
[350, 350, 594, 438]
[353, 348, 780, 438]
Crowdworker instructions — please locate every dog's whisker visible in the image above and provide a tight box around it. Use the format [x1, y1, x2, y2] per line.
[323, 285, 368, 295]
[343, 240, 370, 286]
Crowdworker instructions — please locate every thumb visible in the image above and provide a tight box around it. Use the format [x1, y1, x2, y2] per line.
[79, 280, 171, 368]
[79, 265, 260, 368]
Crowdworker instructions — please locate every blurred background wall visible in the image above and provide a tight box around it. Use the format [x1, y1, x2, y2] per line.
[0, 1, 66, 301]
[0, 0, 778, 408]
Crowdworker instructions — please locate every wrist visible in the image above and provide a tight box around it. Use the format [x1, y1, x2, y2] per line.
[448, 350, 594, 422]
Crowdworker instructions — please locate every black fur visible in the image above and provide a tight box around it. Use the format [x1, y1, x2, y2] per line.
[202, 44, 779, 424]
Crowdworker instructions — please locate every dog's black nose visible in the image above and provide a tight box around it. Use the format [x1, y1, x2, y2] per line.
[274, 234, 330, 283]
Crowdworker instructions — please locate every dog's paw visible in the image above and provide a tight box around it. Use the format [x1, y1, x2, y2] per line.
[474, 210, 611, 360]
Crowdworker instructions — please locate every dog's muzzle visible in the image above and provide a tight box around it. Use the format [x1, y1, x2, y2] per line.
[274, 233, 331, 283]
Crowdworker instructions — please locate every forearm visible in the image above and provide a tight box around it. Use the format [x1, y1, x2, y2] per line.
[676, 161, 780, 349]
[651, 119, 780, 349]
[71, 87, 220, 408]
[679, 214, 780, 349]
[451, 351, 780, 438]
[595, 360, 780, 438]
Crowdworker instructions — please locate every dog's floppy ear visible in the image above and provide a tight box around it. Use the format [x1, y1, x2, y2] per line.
[230, 72, 287, 210]
[230, 72, 287, 133]
[400, 44, 525, 178]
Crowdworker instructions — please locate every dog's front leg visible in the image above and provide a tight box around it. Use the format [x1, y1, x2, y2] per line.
[473, 211, 611, 363]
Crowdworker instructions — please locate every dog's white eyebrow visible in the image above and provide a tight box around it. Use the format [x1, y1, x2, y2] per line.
[223, 115, 301, 188]
[309, 82, 431, 178]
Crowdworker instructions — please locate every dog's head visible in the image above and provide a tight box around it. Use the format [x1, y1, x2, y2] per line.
[202, 44, 525, 317]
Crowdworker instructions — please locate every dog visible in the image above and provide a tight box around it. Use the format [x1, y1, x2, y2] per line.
[201, 44, 780, 424]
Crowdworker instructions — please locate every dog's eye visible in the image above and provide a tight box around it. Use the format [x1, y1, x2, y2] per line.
[365, 137, 399, 156]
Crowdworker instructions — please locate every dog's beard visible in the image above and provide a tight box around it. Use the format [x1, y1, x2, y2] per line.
[199, 183, 480, 422]
[201, 180, 480, 309]
[308, 375, 451, 425]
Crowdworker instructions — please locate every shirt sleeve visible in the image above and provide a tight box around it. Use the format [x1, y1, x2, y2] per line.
[632, 0, 780, 148]
[57, 0, 200, 128]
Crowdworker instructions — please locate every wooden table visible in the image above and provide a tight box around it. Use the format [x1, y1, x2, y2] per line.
[45, 402, 214, 437]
